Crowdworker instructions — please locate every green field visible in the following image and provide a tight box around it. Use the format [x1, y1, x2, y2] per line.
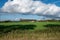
[0, 21, 60, 40]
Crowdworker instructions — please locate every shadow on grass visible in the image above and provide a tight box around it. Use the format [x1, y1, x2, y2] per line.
[44, 24, 60, 32]
[44, 24, 60, 27]
[0, 24, 36, 34]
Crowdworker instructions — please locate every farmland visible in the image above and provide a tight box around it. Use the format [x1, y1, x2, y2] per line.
[0, 21, 60, 40]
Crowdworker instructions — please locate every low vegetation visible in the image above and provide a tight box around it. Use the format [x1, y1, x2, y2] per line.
[0, 21, 60, 40]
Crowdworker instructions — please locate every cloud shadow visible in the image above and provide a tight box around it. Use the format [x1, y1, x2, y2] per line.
[0, 24, 36, 34]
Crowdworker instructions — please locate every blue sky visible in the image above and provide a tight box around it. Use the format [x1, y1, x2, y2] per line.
[0, 0, 8, 8]
[0, 13, 44, 21]
[0, 0, 60, 21]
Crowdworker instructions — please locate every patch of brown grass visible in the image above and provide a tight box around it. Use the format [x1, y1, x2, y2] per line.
[0, 30, 60, 40]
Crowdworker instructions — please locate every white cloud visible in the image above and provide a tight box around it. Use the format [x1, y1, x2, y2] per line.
[1, 0, 60, 18]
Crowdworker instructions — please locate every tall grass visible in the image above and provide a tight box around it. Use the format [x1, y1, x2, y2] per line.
[0, 21, 60, 40]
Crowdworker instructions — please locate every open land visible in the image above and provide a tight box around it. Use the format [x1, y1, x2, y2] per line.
[0, 21, 60, 40]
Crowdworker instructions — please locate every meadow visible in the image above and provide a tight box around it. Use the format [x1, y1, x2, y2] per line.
[0, 21, 60, 40]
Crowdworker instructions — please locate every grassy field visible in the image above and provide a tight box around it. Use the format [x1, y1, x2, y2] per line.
[0, 21, 60, 40]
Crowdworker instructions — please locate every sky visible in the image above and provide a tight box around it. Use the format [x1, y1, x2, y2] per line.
[0, 0, 60, 21]
[0, 0, 60, 8]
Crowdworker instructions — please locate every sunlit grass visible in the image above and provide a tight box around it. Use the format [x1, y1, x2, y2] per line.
[0, 21, 60, 40]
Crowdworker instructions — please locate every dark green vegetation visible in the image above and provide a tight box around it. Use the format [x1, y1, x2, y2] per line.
[0, 24, 36, 34]
[0, 21, 60, 33]
[0, 21, 60, 40]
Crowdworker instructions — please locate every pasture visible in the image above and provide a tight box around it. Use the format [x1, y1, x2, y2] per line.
[0, 21, 60, 40]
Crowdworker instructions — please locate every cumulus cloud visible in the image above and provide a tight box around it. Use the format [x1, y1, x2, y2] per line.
[1, 0, 60, 18]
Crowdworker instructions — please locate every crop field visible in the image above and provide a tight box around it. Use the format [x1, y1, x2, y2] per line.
[0, 21, 60, 40]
